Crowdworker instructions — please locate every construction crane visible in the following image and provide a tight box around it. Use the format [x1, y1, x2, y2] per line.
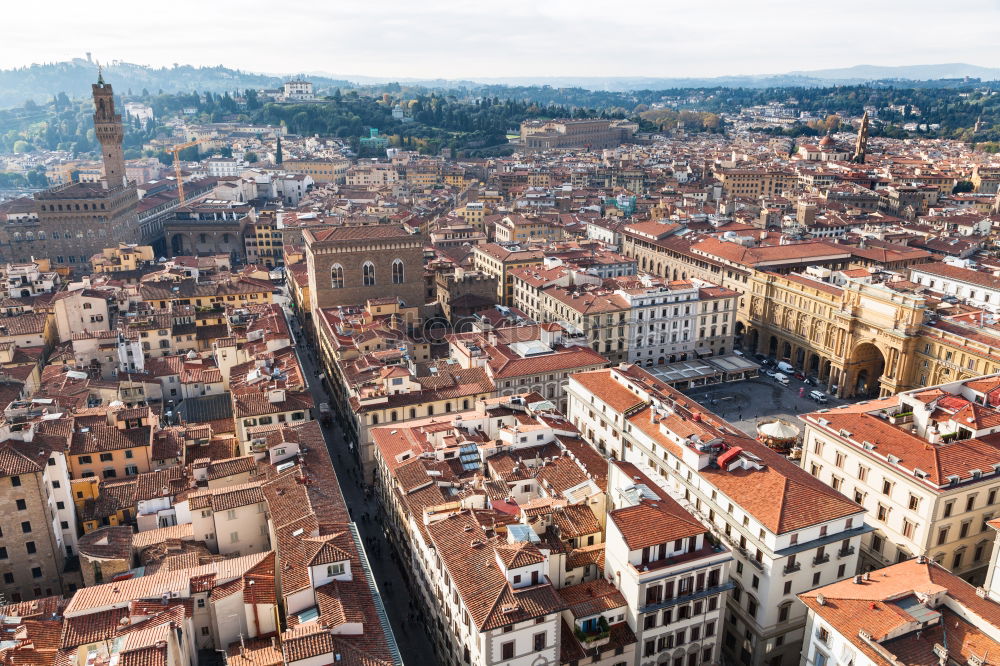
[170, 138, 206, 204]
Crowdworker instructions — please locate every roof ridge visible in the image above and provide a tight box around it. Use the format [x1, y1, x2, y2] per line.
[776, 476, 792, 533]
[480, 582, 512, 629]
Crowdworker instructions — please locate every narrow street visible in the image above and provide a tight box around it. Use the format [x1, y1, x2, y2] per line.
[274, 287, 438, 665]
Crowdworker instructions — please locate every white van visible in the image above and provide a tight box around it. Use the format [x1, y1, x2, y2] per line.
[774, 373, 790, 386]
[809, 390, 828, 403]
[777, 361, 795, 374]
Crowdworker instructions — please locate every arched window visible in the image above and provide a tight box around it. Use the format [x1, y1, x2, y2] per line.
[362, 262, 375, 286]
[391, 259, 404, 284]
[331, 264, 344, 289]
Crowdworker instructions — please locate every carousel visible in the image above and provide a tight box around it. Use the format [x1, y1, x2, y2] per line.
[756, 418, 800, 455]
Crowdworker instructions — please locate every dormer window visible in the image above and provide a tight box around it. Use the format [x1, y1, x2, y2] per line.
[326, 562, 345, 577]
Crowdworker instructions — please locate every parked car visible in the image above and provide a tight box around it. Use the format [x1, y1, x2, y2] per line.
[777, 361, 795, 374]
[762, 368, 776, 377]
[754, 354, 768, 364]
[809, 390, 828, 404]
[793, 372, 806, 381]
[805, 376, 819, 387]
[774, 373, 790, 386]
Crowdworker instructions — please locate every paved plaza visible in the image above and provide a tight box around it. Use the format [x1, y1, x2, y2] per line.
[680, 376, 855, 440]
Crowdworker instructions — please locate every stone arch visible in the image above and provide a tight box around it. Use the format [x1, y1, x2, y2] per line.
[768, 335, 778, 356]
[808, 353, 821, 374]
[849, 341, 887, 398]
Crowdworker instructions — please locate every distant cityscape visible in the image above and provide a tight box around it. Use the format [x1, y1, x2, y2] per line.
[0, 56, 1000, 666]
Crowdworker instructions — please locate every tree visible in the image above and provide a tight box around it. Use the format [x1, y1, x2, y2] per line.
[275, 135, 283, 164]
[25, 169, 47, 188]
[12, 140, 33, 153]
[952, 180, 975, 194]
[244, 151, 258, 163]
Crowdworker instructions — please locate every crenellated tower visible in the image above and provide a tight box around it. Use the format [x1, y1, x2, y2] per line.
[92, 70, 127, 189]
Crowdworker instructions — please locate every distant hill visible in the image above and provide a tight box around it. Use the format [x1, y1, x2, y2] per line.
[0, 59, 353, 108]
[320, 63, 1000, 92]
[2, 58, 997, 109]
[787, 63, 1000, 81]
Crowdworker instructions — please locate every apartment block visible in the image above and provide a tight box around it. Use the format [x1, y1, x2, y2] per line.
[566, 364, 867, 666]
[801, 372, 1000, 584]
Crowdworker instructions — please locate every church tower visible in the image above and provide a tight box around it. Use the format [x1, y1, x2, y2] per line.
[92, 71, 127, 189]
[852, 111, 870, 164]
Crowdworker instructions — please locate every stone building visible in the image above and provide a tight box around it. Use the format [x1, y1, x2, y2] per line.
[76, 525, 133, 587]
[0, 75, 140, 267]
[0, 439, 72, 603]
[435, 268, 497, 327]
[520, 119, 629, 150]
[741, 269, 924, 398]
[165, 201, 252, 259]
[304, 224, 425, 313]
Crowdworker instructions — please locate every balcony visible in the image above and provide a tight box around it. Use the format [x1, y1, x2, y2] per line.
[574, 618, 611, 648]
[837, 546, 856, 558]
[813, 553, 830, 566]
[783, 561, 801, 575]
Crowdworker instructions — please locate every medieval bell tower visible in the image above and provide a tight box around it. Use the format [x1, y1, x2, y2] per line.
[92, 70, 127, 189]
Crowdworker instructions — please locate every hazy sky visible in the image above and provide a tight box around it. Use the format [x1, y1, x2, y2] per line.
[6, 0, 999, 78]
